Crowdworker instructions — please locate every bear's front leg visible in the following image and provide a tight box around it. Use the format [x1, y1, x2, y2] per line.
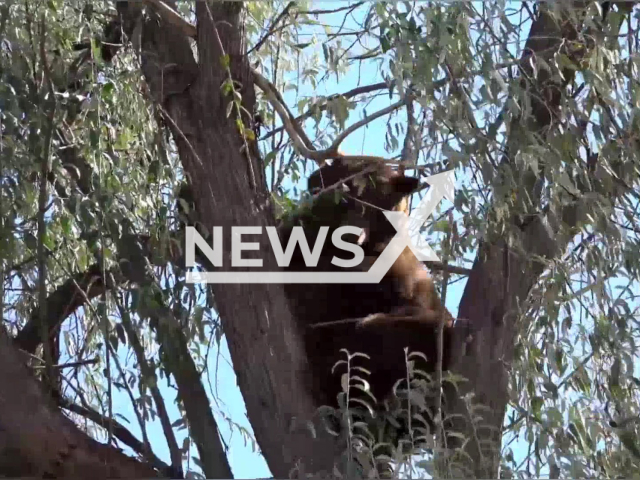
[357, 305, 443, 327]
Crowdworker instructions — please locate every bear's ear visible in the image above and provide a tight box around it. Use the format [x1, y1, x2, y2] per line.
[388, 175, 420, 195]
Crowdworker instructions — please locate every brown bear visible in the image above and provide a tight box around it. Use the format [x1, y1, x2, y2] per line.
[278, 158, 456, 443]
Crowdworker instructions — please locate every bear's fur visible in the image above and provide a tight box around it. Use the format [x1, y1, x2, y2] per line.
[278, 159, 455, 434]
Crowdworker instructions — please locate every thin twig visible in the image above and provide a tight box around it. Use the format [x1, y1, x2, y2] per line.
[260, 81, 394, 142]
[32, 357, 99, 370]
[107, 340, 155, 465]
[255, 69, 405, 165]
[115, 290, 183, 476]
[248, 1, 296, 55]
[300, 2, 366, 16]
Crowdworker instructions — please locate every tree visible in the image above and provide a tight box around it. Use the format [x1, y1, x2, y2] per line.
[1, 0, 640, 478]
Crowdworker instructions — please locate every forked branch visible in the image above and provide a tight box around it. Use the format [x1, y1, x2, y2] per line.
[146, 0, 403, 167]
[253, 70, 405, 165]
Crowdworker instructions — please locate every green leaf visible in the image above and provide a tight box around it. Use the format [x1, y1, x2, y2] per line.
[531, 396, 543, 417]
[380, 34, 391, 53]
[264, 151, 276, 166]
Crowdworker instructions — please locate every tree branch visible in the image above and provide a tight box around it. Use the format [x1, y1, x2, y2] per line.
[115, 295, 184, 477]
[15, 263, 110, 354]
[13, 226, 212, 354]
[424, 261, 472, 276]
[248, 1, 296, 55]
[145, 0, 195, 38]
[0, 326, 161, 477]
[253, 69, 405, 165]
[141, 0, 409, 168]
[14, 226, 231, 477]
[259, 80, 394, 142]
[447, 3, 639, 476]
[58, 397, 172, 475]
[299, 2, 366, 16]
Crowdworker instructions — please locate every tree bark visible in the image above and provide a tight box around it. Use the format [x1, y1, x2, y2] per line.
[14, 229, 233, 478]
[445, 3, 635, 476]
[116, 1, 340, 476]
[0, 327, 161, 478]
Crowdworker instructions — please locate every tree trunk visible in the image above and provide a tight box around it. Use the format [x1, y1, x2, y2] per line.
[120, 1, 341, 475]
[444, 3, 634, 476]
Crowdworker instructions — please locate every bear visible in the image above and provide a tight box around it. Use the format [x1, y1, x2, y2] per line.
[278, 158, 457, 448]
[306, 158, 456, 328]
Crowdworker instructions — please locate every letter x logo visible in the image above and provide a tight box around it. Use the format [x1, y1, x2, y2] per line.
[385, 170, 456, 262]
[364, 169, 456, 282]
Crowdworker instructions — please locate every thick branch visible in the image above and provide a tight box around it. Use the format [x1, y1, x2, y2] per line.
[141, 302, 231, 480]
[14, 230, 203, 355]
[0, 326, 161, 477]
[447, 3, 637, 476]
[15, 263, 110, 354]
[14, 227, 232, 478]
[58, 398, 171, 475]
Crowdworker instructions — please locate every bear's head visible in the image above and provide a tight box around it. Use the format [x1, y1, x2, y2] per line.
[307, 158, 421, 246]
